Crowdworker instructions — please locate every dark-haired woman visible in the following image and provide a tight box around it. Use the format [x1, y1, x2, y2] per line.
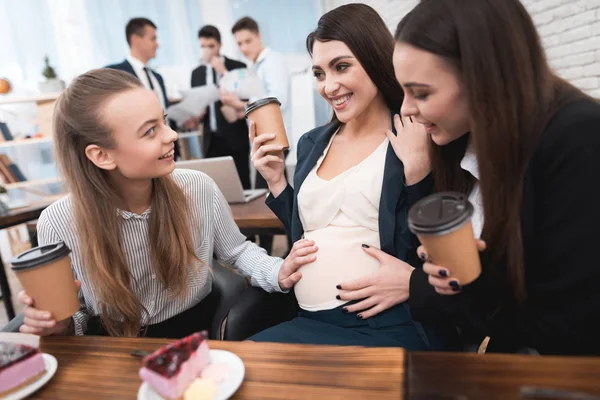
[392, 0, 600, 355]
[249, 3, 458, 349]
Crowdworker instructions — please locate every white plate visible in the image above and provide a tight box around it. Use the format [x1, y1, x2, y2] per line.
[137, 349, 245, 400]
[4, 353, 58, 400]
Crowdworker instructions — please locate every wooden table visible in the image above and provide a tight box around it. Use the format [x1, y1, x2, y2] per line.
[230, 197, 285, 235]
[407, 351, 600, 399]
[34, 336, 405, 399]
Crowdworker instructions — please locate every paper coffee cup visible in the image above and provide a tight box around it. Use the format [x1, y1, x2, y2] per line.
[11, 242, 80, 321]
[408, 192, 482, 285]
[245, 97, 289, 150]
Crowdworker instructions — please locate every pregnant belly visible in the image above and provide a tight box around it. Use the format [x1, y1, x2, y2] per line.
[295, 225, 380, 311]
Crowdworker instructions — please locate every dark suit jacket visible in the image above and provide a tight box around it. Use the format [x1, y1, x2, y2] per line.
[105, 60, 170, 108]
[191, 57, 249, 154]
[266, 114, 459, 350]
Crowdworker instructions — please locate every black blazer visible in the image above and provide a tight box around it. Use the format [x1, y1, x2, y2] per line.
[105, 60, 170, 108]
[409, 98, 600, 356]
[266, 114, 457, 349]
[191, 57, 249, 154]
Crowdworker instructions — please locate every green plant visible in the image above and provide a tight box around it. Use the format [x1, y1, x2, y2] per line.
[42, 55, 57, 80]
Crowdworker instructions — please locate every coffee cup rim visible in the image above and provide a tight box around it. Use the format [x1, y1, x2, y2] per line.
[408, 192, 474, 236]
[244, 97, 281, 117]
[10, 241, 71, 271]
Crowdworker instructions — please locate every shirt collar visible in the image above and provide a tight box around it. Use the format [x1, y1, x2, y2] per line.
[460, 138, 480, 181]
[127, 54, 147, 69]
[254, 47, 271, 66]
[119, 208, 151, 220]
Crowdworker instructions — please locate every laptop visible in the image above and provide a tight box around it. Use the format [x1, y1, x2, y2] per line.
[176, 157, 268, 204]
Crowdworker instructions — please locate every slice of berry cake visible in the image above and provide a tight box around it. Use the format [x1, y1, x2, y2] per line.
[0, 342, 46, 396]
[139, 331, 211, 399]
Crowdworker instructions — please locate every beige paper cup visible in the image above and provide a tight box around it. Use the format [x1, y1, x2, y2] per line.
[11, 242, 80, 321]
[245, 97, 289, 150]
[408, 192, 481, 285]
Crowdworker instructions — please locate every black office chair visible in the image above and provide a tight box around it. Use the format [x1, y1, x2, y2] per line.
[1, 263, 298, 340]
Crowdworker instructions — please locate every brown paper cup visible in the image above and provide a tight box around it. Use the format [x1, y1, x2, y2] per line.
[409, 192, 482, 285]
[11, 242, 80, 321]
[245, 97, 289, 150]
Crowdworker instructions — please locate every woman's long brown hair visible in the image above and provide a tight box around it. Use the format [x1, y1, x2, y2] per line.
[53, 69, 201, 336]
[395, 0, 587, 302]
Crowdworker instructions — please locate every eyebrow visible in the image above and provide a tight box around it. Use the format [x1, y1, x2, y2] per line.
[403, 82, 431, 88]
[312, 55, 354, 70]
[137, 118, 159, 135]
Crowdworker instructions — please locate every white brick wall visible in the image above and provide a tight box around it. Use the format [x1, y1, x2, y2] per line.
[323, 0, 600, 98]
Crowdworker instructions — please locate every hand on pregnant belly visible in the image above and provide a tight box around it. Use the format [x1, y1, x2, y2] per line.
[278, 239, 318, 290]
[337, 245, 415, 319]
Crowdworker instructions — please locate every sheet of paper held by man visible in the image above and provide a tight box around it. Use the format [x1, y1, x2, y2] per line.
[166, 84, 219, 126]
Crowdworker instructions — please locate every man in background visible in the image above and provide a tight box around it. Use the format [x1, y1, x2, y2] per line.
[189, 25, 251, 189]
[106, 17, 179, 157]
[223, 16, 292, 254]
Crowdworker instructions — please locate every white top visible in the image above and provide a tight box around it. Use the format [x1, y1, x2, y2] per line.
[251, 48, 292, 147]
[460, 141, 484, 238]
[296, 132, 389, 311]
[126, 55, 166, 110]
[37, 169, 284, 335]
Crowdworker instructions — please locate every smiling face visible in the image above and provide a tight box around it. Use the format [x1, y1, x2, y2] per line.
[90, 87, 178, 181]
[393, 42, 471, 146]
[311, 40, 381, 124]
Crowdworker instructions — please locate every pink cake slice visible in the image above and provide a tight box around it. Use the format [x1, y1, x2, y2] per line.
[0, 342, 46, 395]
[139, 331, 211, 399]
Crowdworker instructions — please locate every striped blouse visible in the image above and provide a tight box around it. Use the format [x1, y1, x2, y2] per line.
[36, 169, 284, 335]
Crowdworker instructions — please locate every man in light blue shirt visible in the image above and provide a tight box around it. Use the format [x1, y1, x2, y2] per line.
[221, 16, 291, 255]
[221, 17, 292, 143]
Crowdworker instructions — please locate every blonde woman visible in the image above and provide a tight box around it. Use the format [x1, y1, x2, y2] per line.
[17, 68, 317, 338]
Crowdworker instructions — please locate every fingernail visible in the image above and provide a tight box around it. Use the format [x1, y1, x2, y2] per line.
[336, 295, 341, 300]
[419, 252, 427, 261]
[342, 307, 348, 314]
[439, 269, 448, 277]
[44, 312, 51, 318]
[357, 314, 363, 319]
[449, 280, 460, 288]
[361, 244, 370, 248]
[336, 284, 342, 290]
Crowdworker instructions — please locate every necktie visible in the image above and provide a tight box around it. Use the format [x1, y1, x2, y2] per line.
[143, 67, 155, 90]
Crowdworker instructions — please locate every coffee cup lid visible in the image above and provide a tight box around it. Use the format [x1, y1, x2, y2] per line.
[10, 242, 71, 271]
[244, 97, 281, 117]
[408, 192, 474, 236]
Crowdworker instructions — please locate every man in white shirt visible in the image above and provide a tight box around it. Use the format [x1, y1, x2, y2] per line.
[222, 16, 292, 254]
[222, 17, 292, 138]
[106, 18, 179, 157]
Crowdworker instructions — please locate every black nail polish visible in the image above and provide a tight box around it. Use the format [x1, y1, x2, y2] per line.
[452, 286, 461, 292]
[439, 269, 448, 277]
[336, 284, 342, 290]
[449, 280, 460, 288]
[336, 295, 341, 300]
[419, 252, 427, 261]
[362, 244, 370, 248]
[357, 314, 363, 319]
[342, 307, 348, 314]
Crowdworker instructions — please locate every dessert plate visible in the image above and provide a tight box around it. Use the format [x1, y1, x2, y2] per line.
[138, 349, 245, 400]
[5, 353, 58, 400]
